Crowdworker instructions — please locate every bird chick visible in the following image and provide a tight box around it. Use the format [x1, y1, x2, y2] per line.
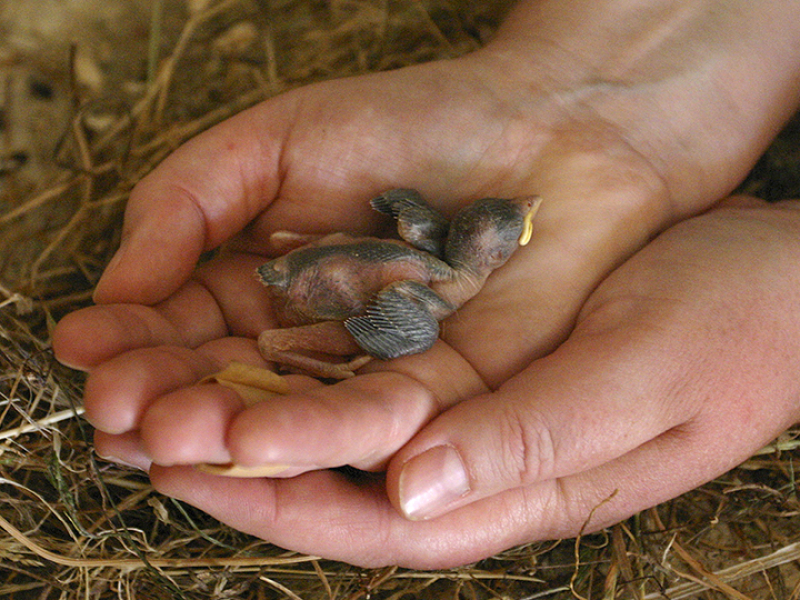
[257, 189, 541, 379]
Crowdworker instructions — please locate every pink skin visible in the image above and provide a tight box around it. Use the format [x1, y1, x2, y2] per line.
[52, 0, 800, 569]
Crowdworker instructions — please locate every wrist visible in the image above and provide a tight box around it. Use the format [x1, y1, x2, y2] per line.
[474, 0, 800, 214]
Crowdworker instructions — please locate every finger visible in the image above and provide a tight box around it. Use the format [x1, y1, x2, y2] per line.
[52, 253, 273, 371]
[93, 102, 291, 305]
[52, 301, 212, 372]
[138, 366, 322, 468]
[148, 464, 531, 569]
[147, 396, 792, 571]
[139, 383, 248, 466]
[52, 282, 226, 371]
[225, 373, 440, 472]
[386, 320, 692, 521]
[216, 341, 490, 472]
[142, 449, 619, 568]
[91, 349, 324, 471]
[94, 430, 151, 472]
[83, 334, 274, 435]
[129, 337, 483, 474]
[83, 345, 221, 435]
[142, 429, 707, 570]
[83, 331, 318, 466]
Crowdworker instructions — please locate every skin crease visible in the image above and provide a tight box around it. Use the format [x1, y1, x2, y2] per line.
[51, 0, 800, 568]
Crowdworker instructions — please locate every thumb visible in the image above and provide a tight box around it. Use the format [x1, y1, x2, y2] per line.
[385, 313, 691, 521]
[386, 200, 800, 522]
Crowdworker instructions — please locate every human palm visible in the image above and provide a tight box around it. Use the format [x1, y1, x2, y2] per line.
[55, 52, 661, 454]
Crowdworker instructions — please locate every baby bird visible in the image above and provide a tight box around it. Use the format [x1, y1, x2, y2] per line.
[257, 189, 541, 379]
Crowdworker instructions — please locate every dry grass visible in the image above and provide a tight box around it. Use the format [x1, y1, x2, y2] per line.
[1, 0, 799, 598]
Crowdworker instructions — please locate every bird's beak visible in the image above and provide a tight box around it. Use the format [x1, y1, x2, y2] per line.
[518, 195, 542, 246]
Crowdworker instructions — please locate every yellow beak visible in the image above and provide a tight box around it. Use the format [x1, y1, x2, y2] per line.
[518, 196, 542, 246]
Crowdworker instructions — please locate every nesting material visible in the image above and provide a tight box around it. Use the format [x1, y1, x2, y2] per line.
[196, 361, 291, 478]
[200, 360, 290, 406]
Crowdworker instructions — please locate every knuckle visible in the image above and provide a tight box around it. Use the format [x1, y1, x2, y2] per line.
[497, 402, 558, 487]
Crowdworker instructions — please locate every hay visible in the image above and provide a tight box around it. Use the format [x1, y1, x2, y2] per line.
[1, 0, 799, 598]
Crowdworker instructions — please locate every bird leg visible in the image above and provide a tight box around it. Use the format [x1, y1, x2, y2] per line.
[269, 231, 360, 254]
[258, 320, 372, 379]
[269, 231, 325, 254]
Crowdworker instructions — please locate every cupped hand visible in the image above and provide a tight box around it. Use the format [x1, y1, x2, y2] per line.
[52, 1, 800, 568]
[153, 197, 800, 569]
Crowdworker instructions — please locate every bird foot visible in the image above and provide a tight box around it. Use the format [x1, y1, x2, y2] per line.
[266, 350, 373, 379]
[258, 321, 372, 380]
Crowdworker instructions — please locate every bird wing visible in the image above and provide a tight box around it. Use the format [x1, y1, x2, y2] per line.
[371, 189, 450, 257]
[344, 280, 454, 360]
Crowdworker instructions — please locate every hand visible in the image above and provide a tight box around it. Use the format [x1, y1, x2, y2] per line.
[166, 198, 800, 568]
[52, 0, 800, 568]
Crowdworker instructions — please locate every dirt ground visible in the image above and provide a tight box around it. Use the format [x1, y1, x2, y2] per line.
[1, 1, 799, 599]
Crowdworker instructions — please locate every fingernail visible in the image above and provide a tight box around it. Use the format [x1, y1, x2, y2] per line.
[92, 246, 125, 302]
[96, 450, 150, 472]
[399, 445, 470, 521]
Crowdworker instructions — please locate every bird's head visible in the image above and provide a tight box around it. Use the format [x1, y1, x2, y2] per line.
[444, 195, 541, 274]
